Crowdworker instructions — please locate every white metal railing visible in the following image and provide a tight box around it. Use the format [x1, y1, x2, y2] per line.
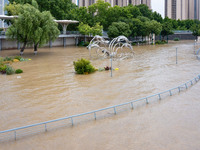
[0, 74, 200, 142]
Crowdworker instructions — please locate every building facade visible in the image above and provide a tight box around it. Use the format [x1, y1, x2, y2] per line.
[165, 0, 200, 20]
[0, 0, 9, 28]
[73, 0, 151, 9]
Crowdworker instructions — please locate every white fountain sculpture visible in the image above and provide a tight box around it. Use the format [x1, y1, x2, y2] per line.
[87, 35, 134, 59]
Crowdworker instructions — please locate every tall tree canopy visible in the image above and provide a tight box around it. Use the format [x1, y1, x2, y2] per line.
[107, 22, 131, 38]
[8, 0, 77, 20]
[6, 2, 60, 54]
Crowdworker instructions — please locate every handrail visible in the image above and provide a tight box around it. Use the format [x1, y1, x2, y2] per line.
[0, 74, 200, 141]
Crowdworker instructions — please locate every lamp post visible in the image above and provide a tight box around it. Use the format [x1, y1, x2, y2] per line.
[110, 52, 114, 77]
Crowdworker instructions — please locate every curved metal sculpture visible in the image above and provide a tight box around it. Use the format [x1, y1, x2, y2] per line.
[87, 35, 134, 59]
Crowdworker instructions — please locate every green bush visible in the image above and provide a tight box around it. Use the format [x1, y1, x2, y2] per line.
[132, 43, 136, 46]
[174, 38, 180, 41]
[0, 64, 7, 74]
[15, 69, 23, 74]
[155, 40, 167, 45]
[14, 56, 22, 61]
[3, 56, 13, 61]
[6, 65, 15, 75]
[73, 58, 96, 74]
[78, 41, 89, 47]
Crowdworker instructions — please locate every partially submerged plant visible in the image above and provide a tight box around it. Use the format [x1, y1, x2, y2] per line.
[73, 58, 96, 74]
[6, 65, 15, 75]
[15, 69, 23, 74]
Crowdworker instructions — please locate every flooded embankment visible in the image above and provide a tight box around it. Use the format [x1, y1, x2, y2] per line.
[0, 41, 200, 150]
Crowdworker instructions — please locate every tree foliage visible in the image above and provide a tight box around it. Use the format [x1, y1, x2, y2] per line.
[191, 24, 200, 38]
[78, 22, 103, 36]
[6, 2, 60, 54]
[161, 21, 173, 39]
[107, 22, 131, 38]
[8, 0, 77, 20]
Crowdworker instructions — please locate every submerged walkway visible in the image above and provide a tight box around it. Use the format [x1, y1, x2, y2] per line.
[0, 74, 200, 142]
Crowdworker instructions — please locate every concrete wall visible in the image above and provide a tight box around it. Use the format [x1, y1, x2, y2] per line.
[0, 36, 77, 50]
[156, 33, 196, 40]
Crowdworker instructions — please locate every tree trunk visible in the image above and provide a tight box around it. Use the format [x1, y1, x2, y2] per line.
[20, 42, 27, 56]
[34, 43, 38, 55]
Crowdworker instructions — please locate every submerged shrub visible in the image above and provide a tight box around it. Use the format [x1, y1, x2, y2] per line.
[0, 64, 7, 74]
[6, 65, 15, 75]
[3, 56, 12, 61]
[14, 56, 22, 61]
[174, 38, 180, 41]
[15, 69, 23, 74]
[155, 40, 167, 45]
[73, 58, 96, 74]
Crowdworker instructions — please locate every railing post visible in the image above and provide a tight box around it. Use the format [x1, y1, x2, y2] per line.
[158, 94, 161, 100]
[185, 83, 188, 89]
[14, 131, 16, 141]
[169, 90, 172, 96]
[178, 87, 181, 93]
[146, 98, 149, 104]
[113, 107, 117, 115]
[71, 117, 74, 126]
[45, 123, 47, 132]
[94, 112, 96, 120]
[131, 102, 134, 109]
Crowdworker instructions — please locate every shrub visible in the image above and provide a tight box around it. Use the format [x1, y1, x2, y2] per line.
[73, 58, 96, 74]
[3, 57, 13, 61]
[0, 64, 7, 74]
[78, 41, 89, 47]
[15, 69, 23, 74]
[14, 56, 22, 61]
[132, 43, 136, 46]
[6, 65, 15, 75]
[174, 38, 180, 41]
[83, 41, 90, 47]
[0, 57, 4, 62]
[155, 40, 167, 45]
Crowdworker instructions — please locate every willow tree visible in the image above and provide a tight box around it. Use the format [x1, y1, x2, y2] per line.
[6, 2, 60, 55]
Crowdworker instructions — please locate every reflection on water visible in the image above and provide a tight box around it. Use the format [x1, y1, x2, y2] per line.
[0, 41, 200, 150]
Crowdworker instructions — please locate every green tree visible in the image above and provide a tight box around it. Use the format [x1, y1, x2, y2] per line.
[91, 23, 103, 36]
[161, 21, 173, 41]
[190, 24, 200, 39]
[107, 22, 131, 38]
[78, 22, 103, 36]
[70, 7, 93, 28]
[104, 5, 122, 30]
[6, 3, 60, 54]
[88, 0, 110, 27]
[130, 18, 143, 37]
[136, 4, 153, 19]
[8, 0, 77, 20]
[148, 20, 162, 35]
[152, 11, 163, 23]
[121, 5, 141, 19]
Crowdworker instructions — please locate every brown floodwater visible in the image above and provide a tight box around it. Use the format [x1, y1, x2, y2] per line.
[0, 41, 200, 150]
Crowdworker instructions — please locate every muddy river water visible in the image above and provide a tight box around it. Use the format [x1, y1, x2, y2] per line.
[0, 41, 200, 150]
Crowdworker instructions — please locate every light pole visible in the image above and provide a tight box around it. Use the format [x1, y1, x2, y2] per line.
[110, 53, 114, 77]
[176, 47, 178, 64]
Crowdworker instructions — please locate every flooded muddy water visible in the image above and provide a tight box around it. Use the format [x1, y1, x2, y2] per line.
[0, 41, 200, 150]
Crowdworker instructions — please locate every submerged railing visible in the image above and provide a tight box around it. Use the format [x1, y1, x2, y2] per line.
[0, 74, 200, 142]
